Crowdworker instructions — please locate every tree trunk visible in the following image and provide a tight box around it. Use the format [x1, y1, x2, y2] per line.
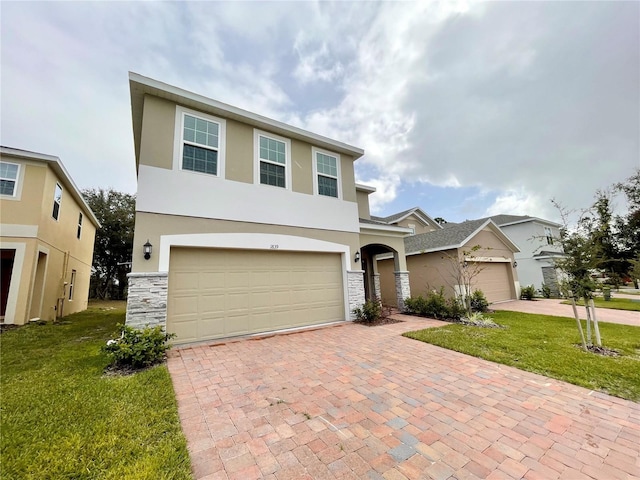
[571, 298, 588, 351]
[590, 299, 602, 346]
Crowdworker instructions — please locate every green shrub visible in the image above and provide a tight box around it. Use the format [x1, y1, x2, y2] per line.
[353, 299, 382, 323]
[540, 283, 552, 298]
[102, 324, 175, 369]
[520, 285, 536, 300]
[470, 290, 489, 312]
[404, 288, 464, 320]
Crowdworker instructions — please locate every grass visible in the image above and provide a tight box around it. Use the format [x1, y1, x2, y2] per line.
[404, 311, 640, 401]
[561, 297, 640, 311]
[0, 301, 191, 480]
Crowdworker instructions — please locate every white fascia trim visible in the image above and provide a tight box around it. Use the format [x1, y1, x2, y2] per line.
[0, 241, 27, 324]
[355, 183, 376, 193]
[0, 147, 100, 227]
[158, 232, 353, 321]
[464, 256, 512, 263]
[391, 208, 443, 230]
[173, 105, 227, 179]
[499, 217, 562, 228]
[129, 72, 364, 158]
[253, 129, 292, 191]
[359, 223, 413, 235]
[311, 147, 342, 200]
[0, 224, 38, 238]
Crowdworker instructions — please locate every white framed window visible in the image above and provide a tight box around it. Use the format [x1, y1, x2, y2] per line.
[68, 270, 76, 300]
[254, 129, 291, 189]
[408, 224, 416, 235]
[77, 212, 83, 239]
[544, 226, 554, 245]
[174, 106, 226, 177]
[312, 147, 341, 199]
[52, 183, 62, 220]
[0, 162, 20, 197]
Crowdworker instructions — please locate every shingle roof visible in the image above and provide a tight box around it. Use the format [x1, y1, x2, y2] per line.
[359, 217, 389, 225]
[371, 207, 419, 224]
[483, 214, 532, 226]
[404, 219, 488, 253]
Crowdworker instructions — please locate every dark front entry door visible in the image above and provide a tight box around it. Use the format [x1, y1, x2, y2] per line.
[1, 249, 16, 317]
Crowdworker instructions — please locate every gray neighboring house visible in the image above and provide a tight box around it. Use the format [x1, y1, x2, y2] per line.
[482, 215, 566, 295]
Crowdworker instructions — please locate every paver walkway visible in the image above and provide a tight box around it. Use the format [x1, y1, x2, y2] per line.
[492, 299, 640, 327]
[168, 316, 640, 480]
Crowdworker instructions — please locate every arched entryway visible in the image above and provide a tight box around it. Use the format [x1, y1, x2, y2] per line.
[360, 243, 410, 309]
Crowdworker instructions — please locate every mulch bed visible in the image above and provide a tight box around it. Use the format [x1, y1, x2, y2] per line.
[0, 324, 20, 334]
[354, 317, 403, 327]
[586, 345, 621, 357]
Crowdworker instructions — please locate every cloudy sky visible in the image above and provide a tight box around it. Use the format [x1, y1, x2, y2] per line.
[2, 1, 638, 223]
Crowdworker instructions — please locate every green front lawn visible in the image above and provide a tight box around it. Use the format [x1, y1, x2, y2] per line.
[0, 302, 191, 480]
[404, 311, 640, 401]
[560, 297, 640, 312]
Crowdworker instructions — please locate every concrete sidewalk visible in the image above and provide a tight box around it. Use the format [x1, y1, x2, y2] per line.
[492, 299, 640, 327]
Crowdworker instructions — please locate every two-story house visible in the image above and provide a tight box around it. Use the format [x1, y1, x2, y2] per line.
[485, 215, 565, 295]
[0, 147, 99, 324]
[126, 73, 410, 345]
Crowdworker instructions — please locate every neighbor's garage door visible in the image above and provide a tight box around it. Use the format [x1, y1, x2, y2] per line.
[167, 248, 344, 344]
[472, 262, 514, 303]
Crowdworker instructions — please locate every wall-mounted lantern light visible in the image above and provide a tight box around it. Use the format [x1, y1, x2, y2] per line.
[354, 251, 360, 263]
[143, 240, 152, 260]
[513, 261, 518, 268]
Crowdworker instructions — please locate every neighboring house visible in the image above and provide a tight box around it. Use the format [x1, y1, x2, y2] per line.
[0, 147, 99, 324]
[484, 215, 565, 295]
[126, 73, 410, 345]
[375, 214, 520, 305]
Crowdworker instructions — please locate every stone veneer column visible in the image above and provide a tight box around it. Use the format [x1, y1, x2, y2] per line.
[347, 270, 365, 320]
[373, 273, 381, 301]
[125, 272, 169, 329]
[394, 271, 411, 312]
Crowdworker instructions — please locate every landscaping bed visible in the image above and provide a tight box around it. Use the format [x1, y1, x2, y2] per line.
[404, 310, 640, 401]
[0, 303, 191, 479]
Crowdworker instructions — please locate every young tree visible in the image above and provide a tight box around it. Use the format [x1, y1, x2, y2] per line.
[440, 245, 487, 316]
[614, 169, 640, 287]
[83, 188, 135, 299]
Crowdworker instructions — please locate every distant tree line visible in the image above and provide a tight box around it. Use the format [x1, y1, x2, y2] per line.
[82, 188, 135, 300]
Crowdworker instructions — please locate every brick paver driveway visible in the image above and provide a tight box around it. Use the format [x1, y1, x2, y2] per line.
[168, 316, 640, 480]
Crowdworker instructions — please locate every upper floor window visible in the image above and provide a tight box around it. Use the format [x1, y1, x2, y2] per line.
[544, 226, 554, 245]
[52, 183, 62, 220]
[0, 162, 19, 196]
[312, 147, 341, 198]
[77, 212, 83, 239]
[175, 107, 226, 177]
[254, 130, 291, 189]
[408, 224, 416, 235]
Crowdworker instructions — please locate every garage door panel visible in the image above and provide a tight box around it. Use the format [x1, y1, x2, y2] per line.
[168, 248, 344, 344]
[472, 263, 514, 303]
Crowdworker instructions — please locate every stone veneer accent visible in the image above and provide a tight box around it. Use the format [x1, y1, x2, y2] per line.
[126, 272, 168, 329]
[373, 273, 381, 300]
[394, 271, 411, 312]
[347, 270, 365, 320]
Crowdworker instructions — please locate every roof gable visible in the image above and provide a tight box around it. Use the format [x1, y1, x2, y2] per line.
[1, 146, 101, 228]
[372, 207, 442, 230]
[404, 218, 519, 254]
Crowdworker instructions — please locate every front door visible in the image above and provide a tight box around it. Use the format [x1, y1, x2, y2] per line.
[1, 249, 16, 318]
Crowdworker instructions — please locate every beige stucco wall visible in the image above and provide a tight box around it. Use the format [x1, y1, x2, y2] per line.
[378, 249, 460, 306]
[356, 190, 371, 219]
[137, 95, 358, 203]
[131, 212, 361, 273]
[360, 233, 407, 271]
[1, 163, 96, 324]
[395, 214, 437, 235]
[0, 161, 47, 225]
[462, 229, 515, 261]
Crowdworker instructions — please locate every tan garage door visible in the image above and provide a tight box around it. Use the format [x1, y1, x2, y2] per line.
[472, 262, 514, 303]
[167, 248, 344, 344]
